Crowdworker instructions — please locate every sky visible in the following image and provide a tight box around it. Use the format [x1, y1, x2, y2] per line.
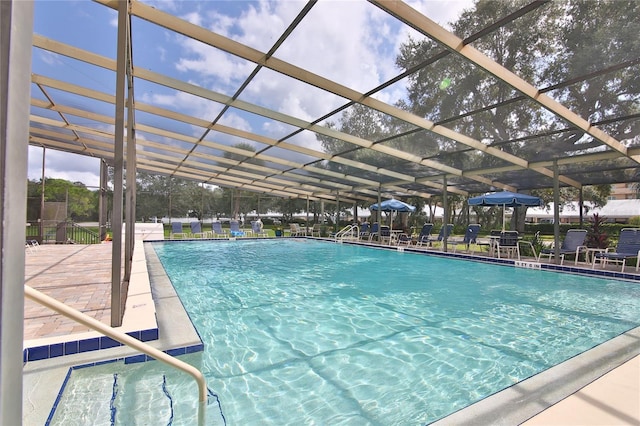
[29, 0, 473, 188]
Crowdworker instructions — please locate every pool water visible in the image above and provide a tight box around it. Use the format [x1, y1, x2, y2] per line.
[152, 239, 640, 424]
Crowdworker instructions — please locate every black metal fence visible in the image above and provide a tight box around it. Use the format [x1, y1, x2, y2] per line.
[26, 221, 102, 244]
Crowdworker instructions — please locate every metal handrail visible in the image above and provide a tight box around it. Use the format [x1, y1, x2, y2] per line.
[334, 224, 359, 241]
[67, 221, 102, 244]
[24, 285, 207, 426]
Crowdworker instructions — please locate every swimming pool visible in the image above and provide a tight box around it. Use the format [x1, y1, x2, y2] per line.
[152, 239, 640, 424]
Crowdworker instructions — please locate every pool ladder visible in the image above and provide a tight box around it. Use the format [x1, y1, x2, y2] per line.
[24, 285, 208, 426]
[334, 224, 359, 242]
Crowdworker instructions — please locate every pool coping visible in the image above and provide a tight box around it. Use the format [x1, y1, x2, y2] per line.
[433, 326, 640, 425]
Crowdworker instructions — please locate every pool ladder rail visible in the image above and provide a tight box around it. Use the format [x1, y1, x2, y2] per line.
[23, 285, 208, 426]
[333, 224, 359, 242]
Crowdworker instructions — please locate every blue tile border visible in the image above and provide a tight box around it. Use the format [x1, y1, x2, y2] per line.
[124, 343, 204, 364]
[340, 239, 640, 283]
[23, 326, 160, 363]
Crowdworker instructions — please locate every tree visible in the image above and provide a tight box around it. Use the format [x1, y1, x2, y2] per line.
[27, 178, 98, 221]
[136, 172, 171, 221]
[222, 142, 267, 220]
[397, 0, 639, 230]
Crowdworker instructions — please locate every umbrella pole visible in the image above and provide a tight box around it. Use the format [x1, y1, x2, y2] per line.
[502, 204, 506, 231]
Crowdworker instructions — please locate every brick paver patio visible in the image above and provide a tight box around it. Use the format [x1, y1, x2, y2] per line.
[24, 243, 121, 341]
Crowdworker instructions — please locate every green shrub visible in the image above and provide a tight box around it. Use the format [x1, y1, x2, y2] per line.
[628, 216, 640, 226]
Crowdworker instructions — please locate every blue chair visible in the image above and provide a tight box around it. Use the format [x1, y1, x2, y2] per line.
[359, 222, 371, 240]
[397, 232, 413, 246]
[592, 228, 640, 272]
[538, 229, 587, 265]
[368, 222, 380, 241]
[415, 223, 434, 247]
[451, 224, 481, 253]
[229, 220, 245, 237]
[251, 220, 267, 237]
[209, 221, 227, 238]
[190, 221, 207, 238]
[421, 224, 453, 249]
[170, 222, 187, 239]
[379, 225, 392, 245]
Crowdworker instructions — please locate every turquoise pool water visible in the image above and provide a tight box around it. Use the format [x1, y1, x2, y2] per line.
[153, 239, 640, 424]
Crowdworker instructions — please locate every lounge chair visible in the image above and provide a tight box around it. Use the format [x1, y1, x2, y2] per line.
[251, 220, 268, 237]
[592, 228, 640, 272]
[289, 223, 304, 237]
[368, 222, 380, 241]
[190, 221, 207, 239]
[538, 229, 587, 265]
[170, 222, 188, 239]
[414, 223, 434, 247]
[209, 221, 227, 238]
[421, 224, 453, 249]
[359, 222, 371, 240]
[450, 224, 481, 253]
[229, 220, 245, 237]
[311, 223, 322, 237]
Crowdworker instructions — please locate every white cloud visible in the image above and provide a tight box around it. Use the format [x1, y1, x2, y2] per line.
[30, 1, 474, 186]
[406, 0, 472, 30]
[40, 51, 63, 66]
[138, 1, 473, 158]
[140, 90, 225, 123]
[29, 146, 101, 188]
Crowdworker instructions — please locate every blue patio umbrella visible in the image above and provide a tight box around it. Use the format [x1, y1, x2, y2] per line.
[369, 199, 417, 213]
[468, 191, 542, 231]
[370, 199, 416, 234]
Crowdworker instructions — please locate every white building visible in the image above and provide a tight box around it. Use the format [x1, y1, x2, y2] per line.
[526, 199, 640, 224]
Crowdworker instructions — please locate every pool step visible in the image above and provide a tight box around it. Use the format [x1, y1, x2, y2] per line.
[47, 360, 226, 425]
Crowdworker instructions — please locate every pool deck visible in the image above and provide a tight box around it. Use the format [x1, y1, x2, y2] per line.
[23, 238, 640, 425]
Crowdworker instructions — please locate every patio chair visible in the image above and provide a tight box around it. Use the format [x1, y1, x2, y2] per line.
[251, 220, 268, 237]
[495, 231, 520, 260]
[379, 225, 393, 245]
[420, 224, 452, 249]
[538, 229, 587, 265]
[450, 224, 481, 253]
[414, 223, 434, 247]
[289, 223, 303, 237]
[229, 220, 245, 237]
[358, 222, 371, 240]
[311, 223, 322, 237]
[170, 222, 188, 239]
[25, 239, 40, 254]
[592, 228, 640, 272]
[190, 221, 207, 238]
[396, 232, 413, 246]
[209, 221, 227, 238]
[368, 222, 380, 241]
